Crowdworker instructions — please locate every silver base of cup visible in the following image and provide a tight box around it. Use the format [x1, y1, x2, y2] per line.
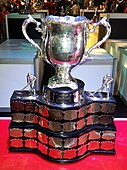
[43, 79, 85, 107]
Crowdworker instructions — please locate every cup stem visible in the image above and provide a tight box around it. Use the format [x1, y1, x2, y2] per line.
[48, 65, 78, 89]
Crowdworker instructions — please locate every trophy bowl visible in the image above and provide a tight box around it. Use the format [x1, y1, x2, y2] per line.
[45, 15, 89, 90]
[45, 15, 86, 66]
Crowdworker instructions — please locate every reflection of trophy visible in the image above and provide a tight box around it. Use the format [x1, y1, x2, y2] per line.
[9, 15, 116, 163]
[22, 15, 111, 106]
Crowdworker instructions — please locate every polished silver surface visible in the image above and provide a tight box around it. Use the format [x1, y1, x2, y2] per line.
[90, 74, 113, 99]
[12, 113, 25, 122]
[43, 79, 85, 107]
[24, 129, 37, 138]
[22, 15, 111, 90]
[10, 139, 23, 147]
[50, 137, 77, 149]
[10, 128, 23, 137]
[102, 130, 116, 140]
[19, 73, 37, 96]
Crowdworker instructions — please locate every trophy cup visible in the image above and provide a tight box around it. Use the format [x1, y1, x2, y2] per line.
[9, 15, 116, 163]
[22, 15, 111, 105]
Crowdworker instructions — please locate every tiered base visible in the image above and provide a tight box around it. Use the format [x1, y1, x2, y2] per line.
[9, 91, 116, 163]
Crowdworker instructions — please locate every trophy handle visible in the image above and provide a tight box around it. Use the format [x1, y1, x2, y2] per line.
[22, 14, 43, 54]
[84, 17, 111, 59]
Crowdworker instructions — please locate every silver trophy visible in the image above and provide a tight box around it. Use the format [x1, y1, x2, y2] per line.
[22, 15, 111, 106]
[9, 15, 116, 162]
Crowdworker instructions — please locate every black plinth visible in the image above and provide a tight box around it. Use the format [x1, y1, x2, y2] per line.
[9, 90, 116, 163]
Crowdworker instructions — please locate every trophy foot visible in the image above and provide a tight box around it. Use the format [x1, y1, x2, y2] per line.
[48, 81, 78, 90]
[48, 76, 78, 90]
